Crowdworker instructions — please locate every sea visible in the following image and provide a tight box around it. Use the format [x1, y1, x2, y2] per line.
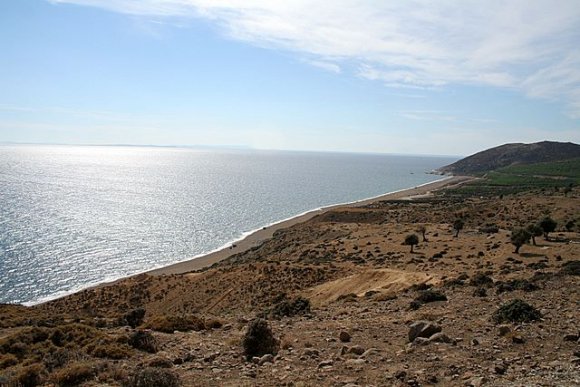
[0, 145, 457, 305]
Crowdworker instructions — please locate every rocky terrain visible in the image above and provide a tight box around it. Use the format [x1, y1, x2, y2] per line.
[1, 182, 579, 386]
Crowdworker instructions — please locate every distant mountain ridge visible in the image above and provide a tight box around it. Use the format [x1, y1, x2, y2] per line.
[438, 141, 580, 175]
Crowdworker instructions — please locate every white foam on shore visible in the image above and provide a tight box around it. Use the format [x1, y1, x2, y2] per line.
[23, 175, 453, 306]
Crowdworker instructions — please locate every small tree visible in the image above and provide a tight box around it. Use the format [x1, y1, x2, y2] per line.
[453, 219, 464, 237]
[526, 224, 543, 246]
[404, 234, 419, 253]
[416, 225, 428, 242]
[539, 216, 557, 240]
[511, 228, 531, 254]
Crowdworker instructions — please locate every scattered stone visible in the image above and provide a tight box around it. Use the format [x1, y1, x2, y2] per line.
[468, 376, 487, 387]
[498, 325, 511, 337]
[318, 359, 334, 368]
[348, 345, 366, 356]
[258, 354, 274, 365]
[429, 332, 454, 344]
[471, 338, 480, 346]
[494, 362, 508, 375]
[563, 334, 579, 342]
[339, 331, 351, 343]
[346, 358, 366, 367]
[511, 334, 525, 344]
[409, 321, 442, 342]
[394, 370, 407, 380]
[303, 348, 319, 358]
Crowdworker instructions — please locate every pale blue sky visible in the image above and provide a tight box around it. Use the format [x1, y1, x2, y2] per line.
[1, 0, 579, 156]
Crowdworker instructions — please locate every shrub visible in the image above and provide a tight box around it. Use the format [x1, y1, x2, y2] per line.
[469, 273, 494, 287]
[242, 319, 279, 361]
[0, 353, 18, 369]
[453, 219, 464, 237]
[125, 308, 146, 329]
[127, 367, 180, 387]
[145, 315, 205, 333]
[88, 342, 132, 359]
[510, 228, 531, 254]
[560, 260, 580, 276]
[495, 279, 540, 293]
[403, 234, 419, 253]
[526, 224, 543, 245]
[492, 299, 542, 324]
[51, 362, 98, 387]
[14, 364, 45, 387]
[472, 287, 487, 297]
[415, 289, 447, 304]
[266, 296, 311, 319]
[128, 330, 158, 353]
[539, 216, 557, 239]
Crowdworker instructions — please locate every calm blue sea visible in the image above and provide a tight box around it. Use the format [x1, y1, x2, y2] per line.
[0, 145, 456, 304]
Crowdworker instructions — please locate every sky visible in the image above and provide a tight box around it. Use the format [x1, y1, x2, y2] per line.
[1, 0, 579, 156]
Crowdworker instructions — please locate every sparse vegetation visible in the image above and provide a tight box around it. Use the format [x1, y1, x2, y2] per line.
[264, 295, 311, 319]
[127, 367, 181, 387]
[128, 330, 158, 353]
[242, 319, 279, 361]
[416, 225, 428, 242]
[145, 315, 205, 333]
[414, 289, 447, 304]
[404, 234, 419, 252]
[492, 299, 542, 324]
[125, 308, 146, 329]
[511, 228, 531, 254]
[560, 260, 580, 276]
[539, 216, 557, 239]
[453, 219, 464, 237]
[526, 224, 543, 245]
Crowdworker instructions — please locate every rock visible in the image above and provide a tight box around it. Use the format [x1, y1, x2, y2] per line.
[360, 348, 379, 358]
[243, 369, 257, 378]
[494, 362, 508, 375]
[498, 325, 511, 337]
[346, 358, 366, 366]
[468, 376, 487, 386]
[511, 335, 525, 344]
[471, 338, 480, 346]
[348, 345, 366, 356]
[413, 337, 431, 346]
[251, 356, 260, 364]
[339, 331, 351, 342]
[571, 357, 580, 365]
[303, 348, 319, 358]
[429, 332, 454, 344]
[394, 370, 407, 380]
[318, 359, 334, 368]
[409, 321, 442, 342]
[203, 352, 220, 362]
[258, 354, 274, 365]
[563, 334, 579, 342]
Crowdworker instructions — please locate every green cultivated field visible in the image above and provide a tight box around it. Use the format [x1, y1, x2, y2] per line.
[445, 158, 580, 197]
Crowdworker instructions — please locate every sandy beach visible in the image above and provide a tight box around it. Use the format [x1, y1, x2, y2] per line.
[148, 175, 473, 275]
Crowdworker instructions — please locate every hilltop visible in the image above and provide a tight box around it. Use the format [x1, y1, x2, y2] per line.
[437, 141, 580, 176]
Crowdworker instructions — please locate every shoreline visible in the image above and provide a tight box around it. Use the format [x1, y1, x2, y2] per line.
[25, 175, 472, 306]
[147, 175, 472, 276]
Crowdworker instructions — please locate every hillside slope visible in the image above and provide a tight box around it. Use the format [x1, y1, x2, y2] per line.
[438, 141, 580, 175]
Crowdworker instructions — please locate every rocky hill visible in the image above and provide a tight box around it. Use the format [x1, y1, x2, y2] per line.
[438, 141, 580, 175]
